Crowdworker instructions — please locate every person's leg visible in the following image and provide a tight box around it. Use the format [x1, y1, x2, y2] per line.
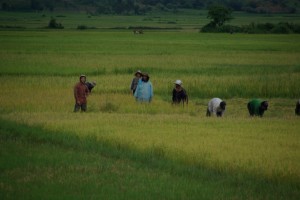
[74, 103, 80, 112]
[81, 104, 87, 112]
[247, 103, 253, 116]
[206, 108, 211, 117]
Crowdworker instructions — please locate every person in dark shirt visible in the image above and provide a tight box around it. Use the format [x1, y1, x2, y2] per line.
[130, 70, 142, 95]
[295, 99, 300, 116]
[74, 75, 89, 112]
[172, 80, 188, 105]
[85, 81, 96, 93]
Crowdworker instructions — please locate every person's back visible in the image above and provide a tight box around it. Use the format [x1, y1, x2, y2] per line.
[247, 99, 268, 117]
[207, 98, 226, 117]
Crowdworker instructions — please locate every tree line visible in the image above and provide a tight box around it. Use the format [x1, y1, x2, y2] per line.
[201, 5, 300, 34]
[1, 0, 299, 14]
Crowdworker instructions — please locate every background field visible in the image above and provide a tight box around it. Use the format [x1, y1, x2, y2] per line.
[1, 10, 300, 30]
[0, 10, 300, 200]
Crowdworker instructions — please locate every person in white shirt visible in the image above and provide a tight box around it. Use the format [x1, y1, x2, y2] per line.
[206, 98, 226, 117]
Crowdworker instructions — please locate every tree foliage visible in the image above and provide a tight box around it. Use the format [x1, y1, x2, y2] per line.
[0, 0, 299, 14]
[207, 5, 233, 27]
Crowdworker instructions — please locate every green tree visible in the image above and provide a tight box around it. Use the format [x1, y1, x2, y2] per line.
[207, 5, 233, 27]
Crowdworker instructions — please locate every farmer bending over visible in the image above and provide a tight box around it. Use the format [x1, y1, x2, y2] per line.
[247, 99, 268, 117]
[206, 98, 226, 117]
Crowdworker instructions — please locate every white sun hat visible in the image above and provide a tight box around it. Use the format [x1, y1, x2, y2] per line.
[174, 80, 182, 85]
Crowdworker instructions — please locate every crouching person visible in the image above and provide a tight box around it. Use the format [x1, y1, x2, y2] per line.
[74, 74, 89, 112]
[172, 80, 188, 105]
[247, 99, 268, 117]
[206, 98, 226, 117]
[295, 99, 300, 116]
[134, 73, 153, 103]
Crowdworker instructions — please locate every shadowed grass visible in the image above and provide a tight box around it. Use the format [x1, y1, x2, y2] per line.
[0, 118, 299, 200]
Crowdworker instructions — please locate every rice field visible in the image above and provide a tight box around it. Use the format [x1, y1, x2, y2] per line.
[0, 11, 300, 199]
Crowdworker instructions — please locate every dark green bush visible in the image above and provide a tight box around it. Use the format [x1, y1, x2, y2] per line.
[271, 23, 292, 34]
[201, 23, 241, 33]
[201, 22, 300, 34]
[77, 25, 87, 30]
[77, 25, 96, 30]
[200, 22, 217, 33]
[48, 18, 64, 29]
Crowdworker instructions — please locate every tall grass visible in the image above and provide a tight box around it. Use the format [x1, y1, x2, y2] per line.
[0, 28, 300, 199]
[1, 31, 300, 97]
[0, 74, 299, 182]
[1, 118, 299, 199]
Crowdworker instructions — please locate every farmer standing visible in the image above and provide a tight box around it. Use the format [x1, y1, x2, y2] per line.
[130, 70, 142, 95]
[134, 72, 153, 102]
[74, 74, 89, 112]
[172, 80, 188, 105]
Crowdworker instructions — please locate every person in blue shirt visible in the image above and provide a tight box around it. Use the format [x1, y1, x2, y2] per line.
[134, 73, 153, 103]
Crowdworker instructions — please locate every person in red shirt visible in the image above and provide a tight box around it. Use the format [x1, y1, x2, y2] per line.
[74, 75, 89, 112]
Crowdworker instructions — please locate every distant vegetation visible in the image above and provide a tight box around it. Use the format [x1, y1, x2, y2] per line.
[1, 0, 299, 14]
[202, 22, 300, 34]
[201, 5, 300, 33]
[48, 17, 64, 29]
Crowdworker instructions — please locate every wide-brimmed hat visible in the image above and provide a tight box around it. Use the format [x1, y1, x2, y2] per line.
[135, 70, 142, 76]
[80, 74, 86, 78]
[174, 80, 182, 86]
[142, 72, 150, 78]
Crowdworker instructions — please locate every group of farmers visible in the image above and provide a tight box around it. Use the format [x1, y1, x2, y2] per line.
[74, 72, 300, 117]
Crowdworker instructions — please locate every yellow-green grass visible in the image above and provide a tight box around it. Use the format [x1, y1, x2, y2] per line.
[1, 31, 300, 98]
[0, 75, 299, 183]
[0, 29, 300, 198]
